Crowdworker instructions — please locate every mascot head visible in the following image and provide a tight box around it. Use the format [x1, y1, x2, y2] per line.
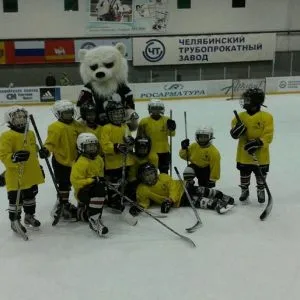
[79, 42, 128, 96]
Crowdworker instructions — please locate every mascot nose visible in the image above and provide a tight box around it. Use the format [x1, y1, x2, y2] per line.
[96, 72, 105, 78]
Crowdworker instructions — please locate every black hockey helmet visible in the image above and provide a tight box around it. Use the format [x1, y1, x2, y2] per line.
[105, 101, 125, 126]
[137, 162, 158, 186]
[134, 136, 151, 158]
[241, 88, 265, 111]
[80, 102, 96, 124]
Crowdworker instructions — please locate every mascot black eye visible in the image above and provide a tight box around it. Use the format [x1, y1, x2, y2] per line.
[90, 64, 98, 71]
[104, 62, 114, 68]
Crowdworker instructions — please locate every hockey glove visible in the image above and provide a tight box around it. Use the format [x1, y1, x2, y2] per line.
[181, 138, 190, 150]
[124, 136, 135, 146]
[161, 199, 173, 214]
[12, 150, 30, 163]
[167, 119, 176, 131]
[39, 147, 50, 159]
[207, 180, 216, 188]
[244, 139, 263, 155]
[129, 206, 141, 217]
[114, 143, 129, 155]
[230, 122, 246, 139]
[93, 176, 105, 184]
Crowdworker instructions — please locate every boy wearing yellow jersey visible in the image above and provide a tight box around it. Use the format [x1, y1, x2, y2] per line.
[70, 133, 108, 236]
[230, 88, 274, 203]
[79, 102, 102, 140]
[39, 100, 82, 220]
[126, 136, 158, 201]
[137, 99, 176, 174]
[130, 162, 234, 216]
[180, 126, 220, 188]
[100, 101, 136, 222]
[0, 106, 44, 234]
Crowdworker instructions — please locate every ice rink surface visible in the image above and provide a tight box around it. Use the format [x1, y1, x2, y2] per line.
[0, 94, 299, 300]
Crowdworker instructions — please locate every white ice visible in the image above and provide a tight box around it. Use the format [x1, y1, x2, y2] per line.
[0, 94, 299, 300]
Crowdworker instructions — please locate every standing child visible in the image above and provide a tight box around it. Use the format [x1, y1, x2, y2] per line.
[70, 133, 108, 236]
[179, 126, 220, 188]
[0, 106, 44, 235]
[39, 100, 82, 221]
[100, 100, 136, 222]
[137, 98, 176, 174]
[230, 88, 274, 203]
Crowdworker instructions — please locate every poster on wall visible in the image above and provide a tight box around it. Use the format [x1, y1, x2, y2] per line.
[74, 38, 132, 61]
[87, 0, 169, 35]
[133, 33, 276, 66]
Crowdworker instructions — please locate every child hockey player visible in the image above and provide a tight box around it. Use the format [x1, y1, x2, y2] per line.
[130, 162, 234, 216]
[0, 106, 44, 234]
[126, 136, 159, 201]
[179, 126, 220, 188]
[137, 98, 176, 174]
[100, 100, 136, 223]
[70, 133, 108, 236]
[39, 100, 82, 221]
[230, 88, 274, 203]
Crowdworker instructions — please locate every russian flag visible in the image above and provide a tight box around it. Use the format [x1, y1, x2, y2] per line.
[14, 41, 45, 64]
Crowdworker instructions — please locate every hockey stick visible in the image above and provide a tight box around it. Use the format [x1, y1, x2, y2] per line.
[252, 153, 273, 221]
[14, 118, 30, 241]
[174, 167, 202, 232]
[184, 111, 189, 166]
[233, 110, 273, 220]
[107, 183, 196, 247]
[169, 109, 173, 177]
[29, 114, 63, 226]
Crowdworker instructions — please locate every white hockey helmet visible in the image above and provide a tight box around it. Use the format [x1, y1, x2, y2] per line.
[77, 132, 100, 159]
[4, 106, 28, 129]
[52, 100, 75, 123]
[195, 126, 214, 147]
[183, 165, 196, 181]
[148, 98, 165, 116]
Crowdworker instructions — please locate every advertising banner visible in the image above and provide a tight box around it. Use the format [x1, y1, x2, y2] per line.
[74, 38, 133, 61]
[134, 81, 207, 99]
[276, 77, 300, 92]
[133, 33, 276, 66]
[39, 87, 61, 102]
[87, 0, 169, 35]
[0, 87, 40, 103]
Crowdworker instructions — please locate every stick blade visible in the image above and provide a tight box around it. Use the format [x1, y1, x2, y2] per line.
[181, 235, 197, 247]
[260, 195, 273, 221]
[186, 220, 202, 233]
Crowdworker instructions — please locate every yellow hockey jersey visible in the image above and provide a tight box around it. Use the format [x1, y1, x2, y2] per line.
[44, 120, 82, 167]
[100, 123, 134, 170]
[70, 155, 105, 200]
[231, 110, 274, 165]
[0, 130, 44, 192]
[136, 173, 183, 209]
[128, 152, 159, 182]
[179, 143, 221, 181]
[137, 116, 175, 153]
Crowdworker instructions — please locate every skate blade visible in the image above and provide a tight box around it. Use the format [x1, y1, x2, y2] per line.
[219, 204, 234, 214]
[24, 224, 40, 231]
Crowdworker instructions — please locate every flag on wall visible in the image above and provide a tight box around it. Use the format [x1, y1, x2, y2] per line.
[0, 42, 5, 64]
[0, 41, 15, 64]
[14, 41, 45, 64]
[45, 40, 75, 63]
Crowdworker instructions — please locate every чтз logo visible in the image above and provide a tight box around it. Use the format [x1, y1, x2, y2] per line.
[142, 39, 165, 62]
